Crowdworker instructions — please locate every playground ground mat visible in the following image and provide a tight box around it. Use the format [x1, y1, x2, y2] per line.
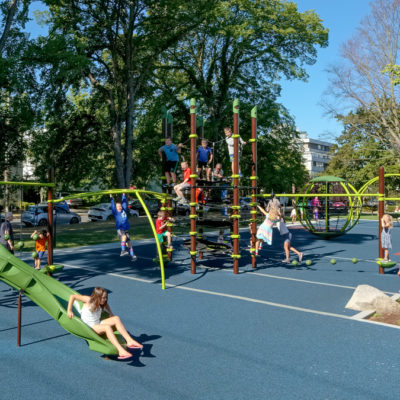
[1, 219, 400, 400]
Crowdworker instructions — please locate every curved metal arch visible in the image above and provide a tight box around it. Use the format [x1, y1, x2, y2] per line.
[51, 188, 169, 290]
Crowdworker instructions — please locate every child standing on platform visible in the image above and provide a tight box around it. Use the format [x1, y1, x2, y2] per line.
[155, 211, 173, 249]
[224, 127, 246, 175]
[110, 193, 137, 261]
[30, 229, 50, 270]
[381, 214, 393, 262]
[158, 137, 183, 185]
[196, 139, 213, 181]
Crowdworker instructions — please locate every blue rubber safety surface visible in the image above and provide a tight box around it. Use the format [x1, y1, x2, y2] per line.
[1, 219, 400, 400]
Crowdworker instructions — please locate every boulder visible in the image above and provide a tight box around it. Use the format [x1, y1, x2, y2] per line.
[345, 284, 400, 314]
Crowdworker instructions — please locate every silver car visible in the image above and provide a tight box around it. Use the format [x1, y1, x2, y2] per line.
[21, 205, 81, 227]
[88, 203, 139, 222]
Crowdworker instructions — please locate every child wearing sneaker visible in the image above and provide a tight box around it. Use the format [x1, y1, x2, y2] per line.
[173, 161, 191, 203]
[110, 193, 137, 261]
[278, 217, 303, 263]
[155, 211, 173, 249]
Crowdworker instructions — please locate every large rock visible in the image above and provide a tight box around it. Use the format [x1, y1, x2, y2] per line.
[346, 284, 400, 314]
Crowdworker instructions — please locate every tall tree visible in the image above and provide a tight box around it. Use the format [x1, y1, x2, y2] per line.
[0, 0, 35, 179]
[135, 0, 325, 190]
[37, 0, 213, 188]
[326, 0, 400, 157]
[153, 0, 328, 141]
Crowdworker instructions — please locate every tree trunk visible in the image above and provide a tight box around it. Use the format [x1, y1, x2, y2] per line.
[111, 120, 126, 188]
[0, 0, 18, 54]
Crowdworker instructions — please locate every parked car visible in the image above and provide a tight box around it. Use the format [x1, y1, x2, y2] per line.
[56, 192, 84, 208]
[331, 201, 346, 208]
[128, 198, 160, 216]
[88, 203, 139, 222]
[21, 205, 81, 227]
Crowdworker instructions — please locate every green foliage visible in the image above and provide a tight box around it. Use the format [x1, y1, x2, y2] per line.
[1, 0, 325, 193]
[325, 109, 400, 190]
[0, 0, 36, 177]
[137, 0, 326, 189]
[382, 64, 400, 86]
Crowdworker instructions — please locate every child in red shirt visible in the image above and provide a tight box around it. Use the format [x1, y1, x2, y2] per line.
[155, 211, 173, 248]
[173, 161, 191, 204]
[30, 229, 50, 270]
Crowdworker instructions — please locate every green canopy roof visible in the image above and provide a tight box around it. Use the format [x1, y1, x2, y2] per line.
[310, 175, 346, 183]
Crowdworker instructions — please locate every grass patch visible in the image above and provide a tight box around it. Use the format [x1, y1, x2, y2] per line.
[12, 217, 155, 251]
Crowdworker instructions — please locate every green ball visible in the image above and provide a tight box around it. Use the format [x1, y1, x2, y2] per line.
[305, 259, 312, 266]
[49, 265, 55, 272]
[32, 234, 39, 241]
[31, 251, 38, 259]
[3, 234, 10, 240]
[330, 258, 337, 265]
[352, 257, 358, 264]
[17, 241, 24, 250]
[291, 260, 298, 266]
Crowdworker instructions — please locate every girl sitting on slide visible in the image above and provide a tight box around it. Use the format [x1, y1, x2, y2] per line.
[67, 287, 142, 360]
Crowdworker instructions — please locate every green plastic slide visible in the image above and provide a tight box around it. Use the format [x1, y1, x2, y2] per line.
[0, 245, 118, 355]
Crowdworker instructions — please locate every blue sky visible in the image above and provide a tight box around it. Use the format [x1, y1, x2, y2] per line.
[280, 0, 372, 142]
[26, 0, 372, 143]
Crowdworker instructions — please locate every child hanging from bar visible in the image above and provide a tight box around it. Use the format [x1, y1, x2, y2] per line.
[110, 193, 137, 261]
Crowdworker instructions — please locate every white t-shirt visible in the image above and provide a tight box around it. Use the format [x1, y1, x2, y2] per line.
[290, 208, 297, 217]
[225, 135, 244, 155]
[80, 304, 102, 328]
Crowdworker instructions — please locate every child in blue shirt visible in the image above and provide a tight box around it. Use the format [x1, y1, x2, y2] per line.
[158, 137, 183, 185]
[196, 139, 213, 180]
[110, 194, 137, 261]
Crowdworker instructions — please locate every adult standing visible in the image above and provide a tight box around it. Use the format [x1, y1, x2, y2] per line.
[0, 212, 14, 254]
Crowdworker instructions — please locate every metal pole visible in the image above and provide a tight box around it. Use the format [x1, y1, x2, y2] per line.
[378, 166, 384, 274]
[250, 106, 257, 269]
[190, 99, 197, 274]
[47, 167, 54, 266]
[232, 99, 240, 274]
[17, 290, 22, 347]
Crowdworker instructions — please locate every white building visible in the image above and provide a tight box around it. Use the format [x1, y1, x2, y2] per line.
[298, 131, 333, 178]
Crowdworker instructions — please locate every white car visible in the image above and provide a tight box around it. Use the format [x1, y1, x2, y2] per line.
[88, 203, 139, 222]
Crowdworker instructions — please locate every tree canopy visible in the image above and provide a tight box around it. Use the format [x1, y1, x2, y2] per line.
[1, 0, 329, 192]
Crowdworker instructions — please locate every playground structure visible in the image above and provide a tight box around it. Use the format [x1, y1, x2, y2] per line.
[159, 98, 259, 274]
[287, 175, 361, 239]
[1, 152, 400, 359]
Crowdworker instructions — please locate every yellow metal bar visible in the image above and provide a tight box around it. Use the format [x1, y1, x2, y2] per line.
[0, 181, 55, 187]
[135, 192, 166, 290]
[255, 193, 382, 198]
[49, 188, 168, 203]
